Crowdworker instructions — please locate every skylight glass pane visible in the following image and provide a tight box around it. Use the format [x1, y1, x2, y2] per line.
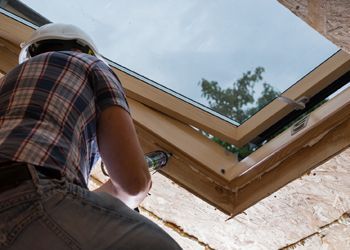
[20, 0, 338, 125]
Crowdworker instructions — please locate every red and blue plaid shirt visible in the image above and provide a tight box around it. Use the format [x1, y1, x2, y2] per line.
[0, 51, 129, 187]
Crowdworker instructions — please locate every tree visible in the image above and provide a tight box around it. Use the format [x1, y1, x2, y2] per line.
[199, 67, 280, 159]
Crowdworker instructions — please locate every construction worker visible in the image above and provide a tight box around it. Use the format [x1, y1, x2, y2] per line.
[0, 23, 181, 249]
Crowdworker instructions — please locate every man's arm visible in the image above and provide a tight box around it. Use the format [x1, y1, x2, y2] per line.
[94, 106, 151, 209]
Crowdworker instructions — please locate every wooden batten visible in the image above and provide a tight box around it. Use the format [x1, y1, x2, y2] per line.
[0, 37, 19, 74]
[0, 10, 33, 45]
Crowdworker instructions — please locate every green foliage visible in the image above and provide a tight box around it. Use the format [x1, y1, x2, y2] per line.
[199, 67, 280, 159]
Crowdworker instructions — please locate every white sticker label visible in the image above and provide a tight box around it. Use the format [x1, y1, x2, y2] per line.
[291, 115, 309, 136]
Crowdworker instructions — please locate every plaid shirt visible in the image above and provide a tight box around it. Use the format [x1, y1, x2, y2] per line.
[0, 51, 129, 187]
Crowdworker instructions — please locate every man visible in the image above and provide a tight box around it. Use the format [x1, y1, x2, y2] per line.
[0, 23, 181, 249]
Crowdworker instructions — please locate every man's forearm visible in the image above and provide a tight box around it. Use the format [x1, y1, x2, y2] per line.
[93, 179, 149, 209]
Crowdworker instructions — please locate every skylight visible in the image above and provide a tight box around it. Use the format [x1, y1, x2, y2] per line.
[19, 0, 338, 125]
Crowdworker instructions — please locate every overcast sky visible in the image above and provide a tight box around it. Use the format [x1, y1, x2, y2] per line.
[21, 0, 337, 121]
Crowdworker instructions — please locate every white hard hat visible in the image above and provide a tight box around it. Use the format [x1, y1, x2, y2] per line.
[19, 23, 100, 63]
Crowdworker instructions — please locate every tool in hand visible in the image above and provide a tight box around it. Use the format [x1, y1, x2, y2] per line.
[101, 150, 172, 177]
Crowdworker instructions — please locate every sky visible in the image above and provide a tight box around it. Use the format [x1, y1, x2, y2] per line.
[20, 0, 338, 123]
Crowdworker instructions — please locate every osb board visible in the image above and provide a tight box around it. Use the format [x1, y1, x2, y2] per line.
[282, 212, 350, 249]
[122, 148, 350, 249]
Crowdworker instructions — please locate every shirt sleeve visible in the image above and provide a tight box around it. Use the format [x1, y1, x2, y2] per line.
[89, 59, 130, 115]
